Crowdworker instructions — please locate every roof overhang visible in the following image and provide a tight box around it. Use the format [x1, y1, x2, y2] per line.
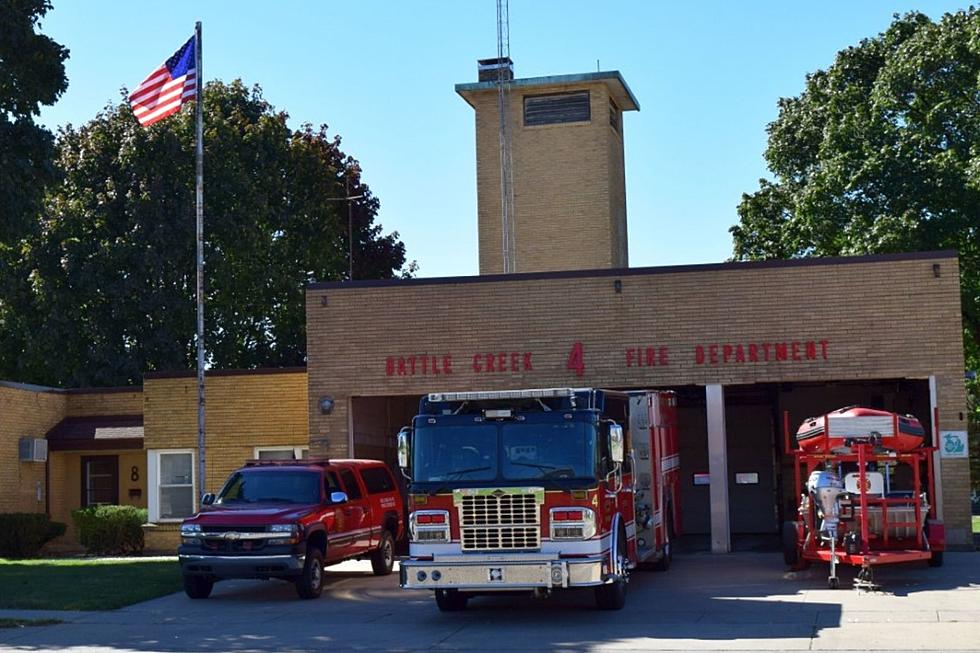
[456, 70, 639, 111]
[45, 415, 144, 452]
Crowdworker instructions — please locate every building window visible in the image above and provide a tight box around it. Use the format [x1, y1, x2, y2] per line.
[82, 456, 119, 507]
[609, 98, 621, 133]
[253, 446, 309, 460]
[523, 91, 590, 126]
[148, 450, 195, 521]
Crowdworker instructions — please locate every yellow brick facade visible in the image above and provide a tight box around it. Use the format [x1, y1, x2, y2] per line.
[306, 252, 972, 544]
[143, 369, 310, 499]
[0, 384, 65, 513]
[459, 74, 635, 274]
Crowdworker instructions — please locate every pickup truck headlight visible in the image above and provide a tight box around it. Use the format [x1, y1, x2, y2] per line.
[409, 510, 450, 543]
[550, 507, 597, 540]
[180, 523, 202, 545]
[267, 524, 300, 544]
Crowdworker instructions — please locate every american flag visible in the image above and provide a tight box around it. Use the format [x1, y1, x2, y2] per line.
[128, 36, 197, 127]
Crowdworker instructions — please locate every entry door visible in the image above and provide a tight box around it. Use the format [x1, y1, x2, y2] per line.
[81, 456, 119, 507]
[725, 406, 777, 533]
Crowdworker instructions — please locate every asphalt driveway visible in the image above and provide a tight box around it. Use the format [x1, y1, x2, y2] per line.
[1, 552, 979, 652]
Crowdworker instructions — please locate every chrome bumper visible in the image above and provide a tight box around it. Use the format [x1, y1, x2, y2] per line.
[179, 553, 305, 577]
[399, 554, 606, 591]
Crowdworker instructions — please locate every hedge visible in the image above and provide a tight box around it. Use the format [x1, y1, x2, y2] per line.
[71, 505, 148, 555]
[0, 514, 67, 558]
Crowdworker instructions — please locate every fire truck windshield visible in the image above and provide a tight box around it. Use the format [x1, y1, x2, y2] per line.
[412, 421, 598, 484]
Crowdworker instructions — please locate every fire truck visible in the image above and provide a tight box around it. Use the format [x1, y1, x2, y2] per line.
[397, 387, 681, 611]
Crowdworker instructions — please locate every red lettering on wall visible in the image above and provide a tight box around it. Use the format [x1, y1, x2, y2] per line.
[775, 343, 788, 361]
[722, 344, 733, 363]
[709, 345, 719, 365]
[566, 342, 585, 377]
[443, 355, 453, 374]
[385, 357, 395, 376]
[696, 346, 705, 365]
[485, 353, 495, 372]
[791, 342, 801, 361]
[523, 352, 533, 370]
[820, 340, 829, 359]
[625, 348, 636, 367]
[805, 342, 816, 360]
[735, 344, 745, 363]
[749, 344, 758, 362]
[385, 354, 454, 376]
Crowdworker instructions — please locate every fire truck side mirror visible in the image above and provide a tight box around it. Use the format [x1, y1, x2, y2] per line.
[609, 423, 625, 464]
[397, 428, 411, 469]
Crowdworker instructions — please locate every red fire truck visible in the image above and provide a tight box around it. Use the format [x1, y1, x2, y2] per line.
[397, 388, 681, 611]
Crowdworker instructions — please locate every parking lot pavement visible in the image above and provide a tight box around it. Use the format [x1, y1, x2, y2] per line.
[1, 552, 979, 652]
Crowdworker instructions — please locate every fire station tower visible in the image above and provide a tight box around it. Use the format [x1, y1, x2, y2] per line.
[456, 59, 640, 275]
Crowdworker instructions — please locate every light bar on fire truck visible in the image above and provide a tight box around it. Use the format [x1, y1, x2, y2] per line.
[427, 388, 582, 403]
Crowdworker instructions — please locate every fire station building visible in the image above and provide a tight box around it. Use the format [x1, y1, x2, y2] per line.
[305, 61, 972, 550]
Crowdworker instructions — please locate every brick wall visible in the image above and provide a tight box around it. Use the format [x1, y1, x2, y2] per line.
[65, 389, 142, 417]
[0, 384, 65, 513]
[143, 369, 309, 496]
[306, 252, 972, 544]
[466, 80, 629, 274]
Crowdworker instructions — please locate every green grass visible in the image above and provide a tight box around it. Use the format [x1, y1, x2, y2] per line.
[0, 559, 182, 611]
[0, 618, 62, 628]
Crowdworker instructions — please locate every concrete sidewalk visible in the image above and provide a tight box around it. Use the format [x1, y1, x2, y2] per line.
[1, 553, 979, 652]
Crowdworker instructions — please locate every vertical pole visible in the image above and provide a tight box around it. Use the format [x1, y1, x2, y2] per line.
[194, 21, 206, 498]
[706, 384, 730, 553]
[347, 174, 353, 281]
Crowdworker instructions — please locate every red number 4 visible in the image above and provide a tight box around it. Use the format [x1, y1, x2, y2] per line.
[566, 342, 585, 377]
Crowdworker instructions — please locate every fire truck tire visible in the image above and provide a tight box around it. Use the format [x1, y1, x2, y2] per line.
[182, 574, 213, 599]
[295, 548, 324, 599]
[928, 551, 944, 567]
[595, 523, 629, 610]
[651, 506, 674, 572]
[434, 589, 469, 612]
[370, 530, 395, 576]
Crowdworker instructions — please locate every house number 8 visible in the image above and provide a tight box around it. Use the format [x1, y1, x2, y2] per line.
[131, 466, 139, 482]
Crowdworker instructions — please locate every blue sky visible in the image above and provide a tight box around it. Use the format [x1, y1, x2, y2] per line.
[38, 1, 968, 278]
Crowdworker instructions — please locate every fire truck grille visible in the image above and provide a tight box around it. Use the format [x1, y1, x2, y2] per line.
[458, 493, 540, 551]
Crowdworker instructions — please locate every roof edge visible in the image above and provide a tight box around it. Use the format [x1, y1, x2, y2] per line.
[456, 70, 639, 111]
[144, 366, 307, 381]
[308, 250, 959, 291]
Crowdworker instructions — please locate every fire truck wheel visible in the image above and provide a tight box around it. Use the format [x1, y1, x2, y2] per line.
[595, 524, 629, 610]
[434, 589, 469, 612]
[182, 574, 213, 599]
[370, 531, 395, 576]
[295, 548, 324, 599]
[928, 551, 944, 567]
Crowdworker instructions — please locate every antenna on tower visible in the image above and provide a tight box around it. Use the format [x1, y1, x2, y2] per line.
[496, 0, 516, 273]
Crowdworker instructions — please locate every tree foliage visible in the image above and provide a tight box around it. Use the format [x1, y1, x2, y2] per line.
[731, 9, 980, 478]
[1, 81, 410, 386]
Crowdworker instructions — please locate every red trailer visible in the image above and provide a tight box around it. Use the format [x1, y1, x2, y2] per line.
[782, 407, 945, 589]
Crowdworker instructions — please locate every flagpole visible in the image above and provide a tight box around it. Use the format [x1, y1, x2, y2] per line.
[194, 21, 206, 498]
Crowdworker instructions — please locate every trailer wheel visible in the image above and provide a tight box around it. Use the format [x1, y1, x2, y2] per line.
[434, 589, 468, 612]
[928, 551, 944, 567]
[782, 521, 802, 567]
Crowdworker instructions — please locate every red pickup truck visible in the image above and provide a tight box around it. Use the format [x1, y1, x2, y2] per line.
[178, 458, 404, 599]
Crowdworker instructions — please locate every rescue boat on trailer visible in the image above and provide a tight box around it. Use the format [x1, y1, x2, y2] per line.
[795, 406, 925, 453]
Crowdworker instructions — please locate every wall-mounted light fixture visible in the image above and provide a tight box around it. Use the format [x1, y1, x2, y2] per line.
[933, 263, 941, 278]
[318, 395, 335, 415]
[613, 279, 622, 294]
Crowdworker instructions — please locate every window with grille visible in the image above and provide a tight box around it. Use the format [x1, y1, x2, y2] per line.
[523, 91, 590, 126]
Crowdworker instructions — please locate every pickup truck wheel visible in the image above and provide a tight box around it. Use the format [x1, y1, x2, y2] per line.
[295, 548, 324, 599]
[182, 574, 213, 600]
[434, 589, 468, 612]
[371, 530, 395, 576]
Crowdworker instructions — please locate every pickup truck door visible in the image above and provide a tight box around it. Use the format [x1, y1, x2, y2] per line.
[323, 471, 355, 562]
[338, 467, 372, 555]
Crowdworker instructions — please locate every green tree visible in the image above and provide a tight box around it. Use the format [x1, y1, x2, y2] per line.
[3, 80, 410, 386]
[731, 9, 980, 482]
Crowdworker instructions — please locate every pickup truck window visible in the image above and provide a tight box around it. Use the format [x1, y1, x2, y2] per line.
[216, 470, 320, 505]
[324, 471, 341, 497]
[339, 468, 363, 500]
[361, 467, 395, 494]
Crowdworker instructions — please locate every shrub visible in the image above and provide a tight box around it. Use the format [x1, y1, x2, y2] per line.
[0, 513, 67, 558]
[71, 505, 148, 555]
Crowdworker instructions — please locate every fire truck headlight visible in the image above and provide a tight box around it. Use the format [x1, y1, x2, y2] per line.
[410, 510, 450, 542]
[550, 507, 596, 540]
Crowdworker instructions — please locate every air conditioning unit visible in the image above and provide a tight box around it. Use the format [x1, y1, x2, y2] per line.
[19, 437, 48, 463]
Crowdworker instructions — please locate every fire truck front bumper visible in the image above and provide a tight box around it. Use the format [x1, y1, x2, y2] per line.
[399, 554, 606, 591]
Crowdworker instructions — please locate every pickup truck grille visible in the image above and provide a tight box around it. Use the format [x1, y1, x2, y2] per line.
[457, 491, 541, 551]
